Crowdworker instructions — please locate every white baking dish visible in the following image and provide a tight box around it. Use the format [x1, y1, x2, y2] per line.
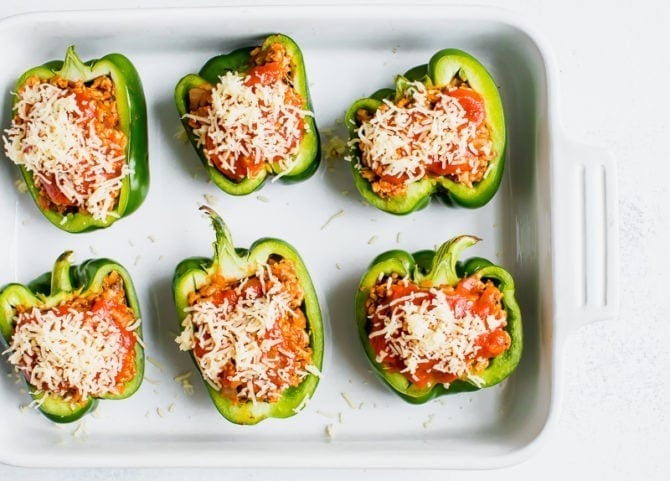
[0, 5, 618, 469]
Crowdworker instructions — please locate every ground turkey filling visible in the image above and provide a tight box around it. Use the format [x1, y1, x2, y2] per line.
[3, 75, 128, 220]
[175, 258, 313, 403]
[184, 43, 311, 182]
[353, 79, 495, 199]
[4, 272, 138, 403]
[366, 273, 510, 388]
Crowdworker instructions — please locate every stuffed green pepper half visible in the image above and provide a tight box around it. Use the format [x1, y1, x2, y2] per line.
[356, 236, 521, 403]
[2, 46, 149, 232]
[0, 251, 144, 422]
[175, 34, 320, 195]
[346, 48, 506, 214]
[173, 206, 324, 424]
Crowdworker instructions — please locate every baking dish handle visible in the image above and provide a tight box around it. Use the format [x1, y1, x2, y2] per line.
[552, 135, 619, 334]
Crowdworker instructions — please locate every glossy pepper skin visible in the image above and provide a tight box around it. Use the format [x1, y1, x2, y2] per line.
[9, 46, 149, 233]
[0, 251, 145, 423]
[355, 236, 522, 404]
[174, 34, 320, 195]
[172, 206, 324, 424]
[345, 49, 506, 215]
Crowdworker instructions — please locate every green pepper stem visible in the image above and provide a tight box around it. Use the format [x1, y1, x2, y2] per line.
[426, 235, 480, 286]
[58, 46, 92, 81]
[50, 251, 74, 295]
[200, 206, 249, 278]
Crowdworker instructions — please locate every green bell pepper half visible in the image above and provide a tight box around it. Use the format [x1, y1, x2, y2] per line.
[8, 46, 149, 233]
[355, 236, 522, 404]
[0, 251, 144, 423]
[174, 34, 320, 195]
[172, 206, 324, 424]
[345, 48, 506, 215]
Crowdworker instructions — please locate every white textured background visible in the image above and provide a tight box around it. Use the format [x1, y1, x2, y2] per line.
[0, 1, 668, 480]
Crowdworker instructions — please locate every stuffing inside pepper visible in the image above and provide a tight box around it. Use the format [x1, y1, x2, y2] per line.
[175, 257, 313, 403]
[184, 43, 312, 183]
[366, 272, 510, 389]
[353, 78, 495, 199]
[3, 74, 128, 220]
[4, 271, 139, 403]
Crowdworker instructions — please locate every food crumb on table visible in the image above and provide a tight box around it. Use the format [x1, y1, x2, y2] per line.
[423, 414, 435, 429]
[14, 178, 27, 193]
[321, 209, 344, 230]
[340, 391, 357, 409]
[147, 356, 165, 372]
[203, 194, 218, 205]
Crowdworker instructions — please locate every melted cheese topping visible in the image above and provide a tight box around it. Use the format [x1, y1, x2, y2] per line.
[175, 264, 310, 403]
[185, 72, 311, 177]
[353, 81, 491, 184]
[369, 287, 505, 383]
[4, 307, 136, 401]
[3, 80, 128, 221]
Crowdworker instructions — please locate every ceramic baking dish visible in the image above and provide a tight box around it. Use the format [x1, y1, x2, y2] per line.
[0, 5, 618, 469]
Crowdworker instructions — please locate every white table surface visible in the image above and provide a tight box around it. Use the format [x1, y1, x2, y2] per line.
[0, 1, 667, 480]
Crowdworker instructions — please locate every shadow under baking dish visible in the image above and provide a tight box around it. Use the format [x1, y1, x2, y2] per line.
[0, 6, 556, 469]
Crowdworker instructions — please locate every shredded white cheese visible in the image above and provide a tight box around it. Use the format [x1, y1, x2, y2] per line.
[175, 264, 311, 402]
[351, 81, 492, 185]
[3, 81, 129, 220]
[369, 287, 505, 383]
[174, 370, 194, 395]
[4, 307, 137, 401]
[185, 72, 312, 177]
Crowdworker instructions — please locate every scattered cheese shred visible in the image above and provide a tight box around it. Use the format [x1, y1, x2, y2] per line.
[323, 134, 347, 161]
[203, 194, 218, 205]
[340, 392, 357, 410]
[147, 356, 165, 372]
[174, 371, 195, 395]
[14, 178, 28, 193]
[321, 209, 344, 230]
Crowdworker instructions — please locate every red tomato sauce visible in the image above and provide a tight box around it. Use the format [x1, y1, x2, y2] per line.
[27, 75, 127, 211]
[188, 45, 306, 184]
[13, 271, 137, 399]
[369, 275, 509, 388]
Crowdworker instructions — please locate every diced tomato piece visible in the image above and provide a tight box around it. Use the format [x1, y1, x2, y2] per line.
[426, 155, 475, 176]
[241, 278, 264, 299]
[210, 288, 238, 308]
[74, 91, 96, 121]
[245, 61, 284, 87]
[41, 175, 72, 206]
[477, 329, 510, 358]
[448, 87, 486, 126]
